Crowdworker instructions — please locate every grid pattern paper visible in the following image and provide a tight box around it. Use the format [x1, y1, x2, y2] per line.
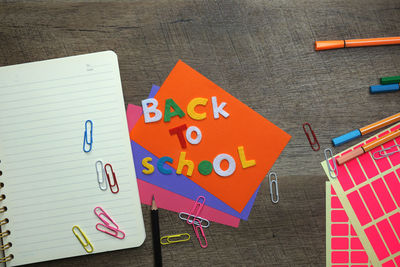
[322, 123, 400, 267]
[326, 182, 373, 267]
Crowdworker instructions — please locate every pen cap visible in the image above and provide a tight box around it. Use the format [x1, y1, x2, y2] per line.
[381, 75, 400, 85]
[370, 83, 400, 94]
[315, 40, 345, 51]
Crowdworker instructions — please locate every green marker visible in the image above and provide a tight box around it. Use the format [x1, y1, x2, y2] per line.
[381, 75, 400, 85]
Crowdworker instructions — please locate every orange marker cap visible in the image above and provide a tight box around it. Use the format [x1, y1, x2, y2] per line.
[315, 40, 345, 51]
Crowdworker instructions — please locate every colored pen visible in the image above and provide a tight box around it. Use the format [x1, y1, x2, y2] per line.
[151, 196, 162, 267]
[315, 36, 400, 51]
[337, 129, 400, 165]
[332, 112, 400, 146]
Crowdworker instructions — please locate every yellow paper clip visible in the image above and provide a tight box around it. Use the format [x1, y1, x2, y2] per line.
[72, 225, 94, 253]
[160, 233, 190, 245]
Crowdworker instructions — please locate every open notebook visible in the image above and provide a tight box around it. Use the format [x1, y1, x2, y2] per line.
[0, 51, 145, 266]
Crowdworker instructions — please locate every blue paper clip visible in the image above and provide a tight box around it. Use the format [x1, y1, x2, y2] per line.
[83, 120, 93, 152]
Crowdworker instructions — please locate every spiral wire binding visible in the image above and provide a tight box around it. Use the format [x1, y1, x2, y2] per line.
[0, 163, 13, 263]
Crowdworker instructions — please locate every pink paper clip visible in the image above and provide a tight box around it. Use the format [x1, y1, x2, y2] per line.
[94, 206, 125, 239]
[104, 163, 119, 194]
[186, 196, 205, 225]
[193, 218, 208, 248]
[302, 122, 320, 151]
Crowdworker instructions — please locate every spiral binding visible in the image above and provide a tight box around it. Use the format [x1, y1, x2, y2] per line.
[0, 163, 13, 263]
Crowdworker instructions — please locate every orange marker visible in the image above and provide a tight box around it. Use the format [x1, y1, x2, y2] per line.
[337, 129, 400, 165]
[315, 36, 400, 51]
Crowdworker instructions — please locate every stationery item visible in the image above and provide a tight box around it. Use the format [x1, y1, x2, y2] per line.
[370, 83, 400, 94]
[268, 172, 279, 204]
[373, 144, 400, 160]
[95, 160, 107, 191]
[83, 120, 93, 152]
[151, 196, 162, 267]
[321, 123, 400, 266]
[324, 148, 338, 179]
[105, 163, 119, 194]
[94, 207, 125, 239]
[302, 122, 320, 151]
[127, 103, 258, 221]
[72, 226, 94, 253]
[193, 219, 208, 248]
[332, 112, 400, 146]
[160, 233, 190, 245]
[0, 51, 145, 266]
[315, 36, 400, 50]
[326, 182, 371, 266]
[186, 196, 205, 225]
[381, 75, 400, 85]
[138, 180, 240, 227]
[179, 212, 210, 228]
[336, 129, 400, 165]
[131, 61, 291, 212]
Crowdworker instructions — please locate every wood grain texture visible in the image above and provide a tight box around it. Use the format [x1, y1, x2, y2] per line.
[0, 0, 400, 266]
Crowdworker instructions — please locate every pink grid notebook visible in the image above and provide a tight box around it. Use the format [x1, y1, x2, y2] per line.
[322, 123, 400, 267]
[326, 182, 373, 267]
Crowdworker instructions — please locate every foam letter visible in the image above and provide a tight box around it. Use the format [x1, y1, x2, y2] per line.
[164, 98, 185, 122]
[238, 146, 256, 168]
[186, 126, 202, 145]
[176, 152, 194, 177]
[198, 160, 213, 175]
[187, 97, 208, 120]
[213, 153, 236, 177]
[142, 157, 154, 174]
[211, 96, 229, 119]
[169, 124, 187, 149]
[157, 156, 173, 175]
[141, 98, 162, 123]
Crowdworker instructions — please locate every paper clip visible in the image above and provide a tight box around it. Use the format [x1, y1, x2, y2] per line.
[186, 196, 205, 225]
[95, 161, 107, 191]
[178, 212, 210, 228]
[94, 206, 125, 239]
[83, 120, 93, 152]
[72, 225, 94, 253]
[193, 219, 208, 248]
[324, 148, 338, 178]
[268, 172, 279, 204]
[104, 163, 119, 194]
[303, 122, 320, 151]
[373, 144, 400, 160]
[160, 233, 190, 245]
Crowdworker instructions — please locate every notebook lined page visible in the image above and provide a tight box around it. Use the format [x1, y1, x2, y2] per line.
[0, 51, 145, 266]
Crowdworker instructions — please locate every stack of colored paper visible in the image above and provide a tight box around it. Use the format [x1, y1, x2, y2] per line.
[127, 61, 291, 227]
[322, 124, 400, 266]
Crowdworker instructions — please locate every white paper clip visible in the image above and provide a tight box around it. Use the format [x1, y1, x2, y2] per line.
[268, 172, 279, 204]
[324, 148, 338, 179]
[178, 212, 210, 228]
[95, 160, 107, 191]
[373, 145, 400, 160]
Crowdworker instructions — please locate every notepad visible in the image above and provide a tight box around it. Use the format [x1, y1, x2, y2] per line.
[322, 124, 400, 267]
[0, 51, 145, 266]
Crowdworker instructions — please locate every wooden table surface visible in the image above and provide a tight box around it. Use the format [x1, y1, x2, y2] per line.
[1, 0, 400, 266]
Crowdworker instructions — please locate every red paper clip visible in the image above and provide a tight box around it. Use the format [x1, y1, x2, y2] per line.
[104, 163, 119, 194]
[302, 122, 320, 151]
[186, 196, 205, 225]
[193, 218, 208, 248]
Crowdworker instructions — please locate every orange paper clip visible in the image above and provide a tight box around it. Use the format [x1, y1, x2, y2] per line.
[303, 123, 320, 151]
[193, 218, 208, 248]
[186, 196, 205, 225]
[104, 163, 119, 194]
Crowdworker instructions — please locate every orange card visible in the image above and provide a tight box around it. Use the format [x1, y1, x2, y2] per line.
[131, 61, 291, 212]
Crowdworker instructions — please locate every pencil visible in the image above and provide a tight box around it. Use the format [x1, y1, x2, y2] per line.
[332, 112, 400, 146]
[337, 129, 400, 165]
[151, 195, 162, 267]
[315, 36, 400, 51]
